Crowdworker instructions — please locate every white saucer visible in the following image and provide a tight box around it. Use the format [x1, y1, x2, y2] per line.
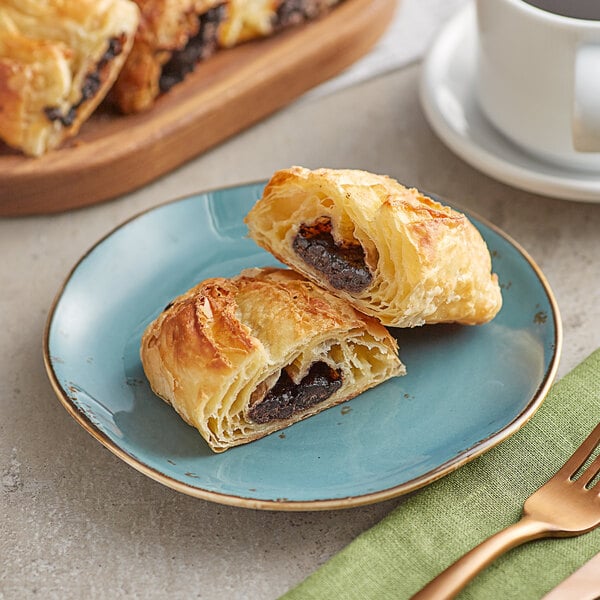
[419, 3, 600, 203]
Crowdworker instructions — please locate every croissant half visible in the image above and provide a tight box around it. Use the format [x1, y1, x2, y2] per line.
[0, 0, 139, 156]
[140, 267, 404, 452]
[245, 167, 503, 328]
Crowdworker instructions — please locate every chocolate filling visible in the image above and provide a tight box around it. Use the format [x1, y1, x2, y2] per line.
[293, 217, 372, 293]
[249, 362, 342, 424]
[159, 4, 227, 93]
[44, 36, 124, 127]
[275, 0, 326, 28]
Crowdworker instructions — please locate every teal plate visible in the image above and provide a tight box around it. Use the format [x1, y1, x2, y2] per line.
[44, 182, 562, 511]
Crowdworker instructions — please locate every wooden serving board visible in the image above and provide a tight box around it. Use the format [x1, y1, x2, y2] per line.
[0, 0, 396, 216]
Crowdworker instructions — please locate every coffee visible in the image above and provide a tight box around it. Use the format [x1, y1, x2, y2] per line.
[522, 0, 600, 20]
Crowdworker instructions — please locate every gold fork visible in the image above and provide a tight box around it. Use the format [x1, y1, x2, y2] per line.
[412, 421, 600, 600]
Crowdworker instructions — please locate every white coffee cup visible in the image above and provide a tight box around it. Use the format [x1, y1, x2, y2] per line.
[476, 0, 600, 171]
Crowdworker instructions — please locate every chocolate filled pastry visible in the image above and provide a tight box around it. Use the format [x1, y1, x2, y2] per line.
[245, 167, 503, 328]
[112, 0, 340, 113]
[140, 267, 404, 452]
[0, 0, 139, 156]
[217, 0, 337, 48]
[110, 0, 226, 114]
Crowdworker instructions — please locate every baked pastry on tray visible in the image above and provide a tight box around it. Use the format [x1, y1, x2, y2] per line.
[110, 0, 225, 114]
[140, 267, 404, 452]
[112, 0, 340, 113]
[245, 167, 503, 328]
[0, 0, 139, 156]
[218, 0, 339, 48]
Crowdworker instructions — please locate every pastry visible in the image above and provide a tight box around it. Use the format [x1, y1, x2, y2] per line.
[245, 167, 503, 327]
[110, 0, 225, 114]
[112, 0, 340, 113]
[140, 267, 404, 452]
[218, 0, 337, 48]
[0, 0, 139, 156]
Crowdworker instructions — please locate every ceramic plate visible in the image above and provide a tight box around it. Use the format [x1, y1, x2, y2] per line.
[420, 3, 600, 203]
[44, 182, 562, 510]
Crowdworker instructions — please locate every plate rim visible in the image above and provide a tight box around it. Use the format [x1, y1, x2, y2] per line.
[43, 180, 563, 511]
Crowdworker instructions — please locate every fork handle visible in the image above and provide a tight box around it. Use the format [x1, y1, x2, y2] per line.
[411, 515, 552, 600]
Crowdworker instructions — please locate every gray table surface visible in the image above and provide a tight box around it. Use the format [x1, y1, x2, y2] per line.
[2, 39, 600, 600]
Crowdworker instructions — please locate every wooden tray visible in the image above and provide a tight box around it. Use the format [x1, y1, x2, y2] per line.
[0, 0, 396, 216]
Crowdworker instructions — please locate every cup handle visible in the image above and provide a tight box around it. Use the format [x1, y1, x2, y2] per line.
[573, 44, 600, 152]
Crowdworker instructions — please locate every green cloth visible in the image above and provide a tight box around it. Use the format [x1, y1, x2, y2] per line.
[282, 349, 600, 600]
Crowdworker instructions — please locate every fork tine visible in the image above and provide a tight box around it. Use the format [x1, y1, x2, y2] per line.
[556, 421, 600, 480]
[579, 451, 600, 488]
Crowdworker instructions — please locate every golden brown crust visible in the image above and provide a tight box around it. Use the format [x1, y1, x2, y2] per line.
[245, 167, 503, 327]
[217, 0, 279, 48]
[140, 267, 404, 452]
[0, 0, 139, 156]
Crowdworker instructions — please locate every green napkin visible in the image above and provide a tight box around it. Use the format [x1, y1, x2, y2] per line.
[282, 349, 600, 600]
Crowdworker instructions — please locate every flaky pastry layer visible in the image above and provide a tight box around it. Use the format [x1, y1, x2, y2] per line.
[0, 0, 139, 156]
[245, 167, 503, 327]
[140, 267, 404, 452]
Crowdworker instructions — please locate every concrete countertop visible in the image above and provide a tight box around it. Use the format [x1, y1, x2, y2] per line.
[1, 58, 599, 599]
